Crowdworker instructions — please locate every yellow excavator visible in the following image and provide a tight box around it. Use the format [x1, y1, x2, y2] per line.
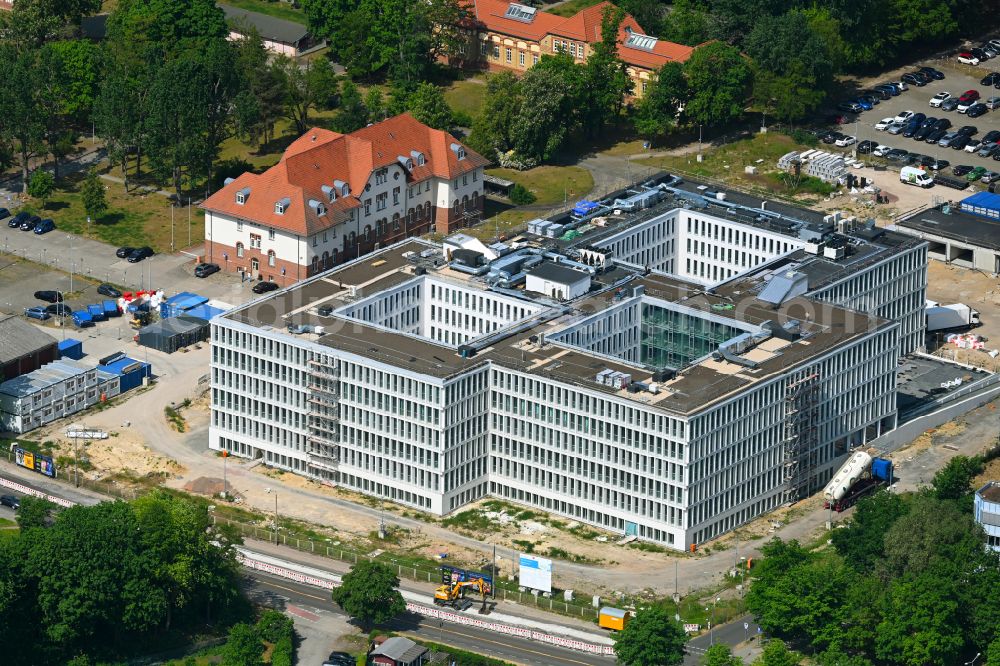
[434, 578, 491, 614]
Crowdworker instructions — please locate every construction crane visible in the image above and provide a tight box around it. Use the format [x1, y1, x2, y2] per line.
[434, 578, 491, 614]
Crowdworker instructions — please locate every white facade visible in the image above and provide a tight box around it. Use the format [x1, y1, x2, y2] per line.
[0, 361, 120, 434]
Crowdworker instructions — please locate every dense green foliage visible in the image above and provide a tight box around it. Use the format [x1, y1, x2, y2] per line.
[613, 605, 687, 666]
[703, 644, 742, 666]
[0, 492, 244, 666]
[747, 478, 1000, 666]
[331, 560, 406, 631]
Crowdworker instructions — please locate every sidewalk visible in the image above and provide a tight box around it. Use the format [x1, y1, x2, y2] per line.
[243, 537, 607, 640]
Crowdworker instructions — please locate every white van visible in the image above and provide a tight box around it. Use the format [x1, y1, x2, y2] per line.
[900, 166, 934, 187]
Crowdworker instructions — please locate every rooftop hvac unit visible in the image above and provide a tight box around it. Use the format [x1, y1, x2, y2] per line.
[804, 242, 821, 255]
[596, 368, 614, 384]
[823, 245, 845, 260]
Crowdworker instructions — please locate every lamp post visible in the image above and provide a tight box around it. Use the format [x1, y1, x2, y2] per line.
[710, 596, 720, 645]
[965, 653, 981, 666]
[222, 449, 228, 498]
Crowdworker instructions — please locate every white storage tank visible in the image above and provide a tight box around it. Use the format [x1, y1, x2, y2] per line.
[823, 451, 873, 501]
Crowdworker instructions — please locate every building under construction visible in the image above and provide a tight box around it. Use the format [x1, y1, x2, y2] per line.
[209, 174, 918, 550]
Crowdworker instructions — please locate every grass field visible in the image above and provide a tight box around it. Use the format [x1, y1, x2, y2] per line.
[443, 77, 488, 119]
[218, 108, 340, 171]
[21, 172, 205, 253]
[486, 165, 594, 206]
[218, 0, 307, 25]
[546, 0, 603, 17]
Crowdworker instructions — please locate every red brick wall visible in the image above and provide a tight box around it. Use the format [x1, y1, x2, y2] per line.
[434, 196, 484, 235]
[203, 240, 308, 287]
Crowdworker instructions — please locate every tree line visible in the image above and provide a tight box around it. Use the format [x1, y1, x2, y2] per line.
[0, 492, 246, 666]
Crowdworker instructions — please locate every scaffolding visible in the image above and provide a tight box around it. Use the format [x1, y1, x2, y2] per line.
[306, 357, 341, 478]
[782, 372, 820, 503]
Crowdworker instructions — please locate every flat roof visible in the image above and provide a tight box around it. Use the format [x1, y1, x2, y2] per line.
[0, 314, 58, 365]
[219, 3, 309, 44]
[527, 262, 590, 285]
[897, 204, 1000, 251]
[980, 481, 1000, 503]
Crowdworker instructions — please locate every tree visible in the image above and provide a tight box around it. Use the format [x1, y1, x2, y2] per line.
[15, 496, 55, 531]
[81, 169, 108, 221]
[406, 82, 454, 131]
[579, 5, 632, 137]
[7, 0, 101, 46]
[683, 41, 751, 127]
[874, 572, 964, 666]
[510, 66, 571, 162]
[28, 170, 55, 203]
[331, 80, 369, 133]
[661, 0, 711, 46]
[987, 635, 1000, 666]
[613, 606, 686, 666]
[633, 61, 688, 137]
[272, 56, 338, 134]
[0, 45, 46, 195]
[932, 454, 984, 501]
[365, 87, 386, 123]
[331, 561, 405, 631]
[703, 644, 742, 666]
[831, 490, 907, 573]
[881, 494, 987, 579]
[467, 71, 521, 158]
[753, 639, 799, 666]
[221, 622, 263, 666]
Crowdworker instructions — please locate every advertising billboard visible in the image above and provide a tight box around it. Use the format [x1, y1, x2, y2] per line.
[518, 554, 552, 593]
[440, 565, 493, 596]
[13, 446, 56, 478]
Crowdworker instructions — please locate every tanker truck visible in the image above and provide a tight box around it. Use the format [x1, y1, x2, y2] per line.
[822, 451, 894, 512]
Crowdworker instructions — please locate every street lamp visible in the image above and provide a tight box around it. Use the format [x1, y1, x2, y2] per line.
[965, 653, 981, 666]
[710, 596, 720, 645]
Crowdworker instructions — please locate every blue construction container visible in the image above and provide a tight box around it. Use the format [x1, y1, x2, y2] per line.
[58, 338, 83, 360]
[959, 192, 1000, 219]
[871, 457, 894, 482]
[72, 311, 94, 327]
[86, 304, 107, 321]
[127, 300, 150, 314]
[97, 354, 151, 393]
[183, 304, 225, 321]
[102, 300, 121, 317]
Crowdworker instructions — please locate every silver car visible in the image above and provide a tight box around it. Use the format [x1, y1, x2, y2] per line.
[938, 131, 959, 147]
[887, 122, 907, 135]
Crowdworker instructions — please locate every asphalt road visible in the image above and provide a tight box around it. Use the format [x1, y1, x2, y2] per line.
[831, 60, 1000, 174]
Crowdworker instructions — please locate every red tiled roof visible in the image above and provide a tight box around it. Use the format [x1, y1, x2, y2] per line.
[466, 0, 566, 42]
[201, 113, 488, 236]
[548, 1, 615, 42]
[617, 28, 695, 69]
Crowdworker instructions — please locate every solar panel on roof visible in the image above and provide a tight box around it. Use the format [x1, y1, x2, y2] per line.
[625, 34, 658, 52]
[504, 2, 536, 22]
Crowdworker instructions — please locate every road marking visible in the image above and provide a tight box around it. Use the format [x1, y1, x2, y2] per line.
[287, 604, 320, 622]
[413, 625, 606, 666]
[253, 576, 328, 602]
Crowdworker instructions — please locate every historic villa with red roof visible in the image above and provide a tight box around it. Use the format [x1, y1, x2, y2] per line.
[460, 0, 695, 97]
[200, 114, 488, 286]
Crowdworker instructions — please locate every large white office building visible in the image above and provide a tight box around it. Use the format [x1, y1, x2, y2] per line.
[209, 178, 927, 549]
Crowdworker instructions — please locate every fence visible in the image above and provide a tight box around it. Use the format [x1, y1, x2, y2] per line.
[214, 515, 603, 620]
[0, 476, 74, 508]
[235, 549, 615, 657]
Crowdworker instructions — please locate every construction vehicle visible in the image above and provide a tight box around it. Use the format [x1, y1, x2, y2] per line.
[129, 311, 152, 330]
[434, 578, 490, 613]
[823, 452, 894, 512]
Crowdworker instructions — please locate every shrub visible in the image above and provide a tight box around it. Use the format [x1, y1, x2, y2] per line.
[509, 184, 536, 205]
[786, 128, 819, 147]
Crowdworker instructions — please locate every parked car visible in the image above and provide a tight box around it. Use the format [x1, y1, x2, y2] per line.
[925, 158, 950, 170]
[982, 130, 1000, 143]
[194, 262, 220, 278]
[853, 98, 873, 111]
[822, 131, 844, 144]
[926, 128, 948, 143]
[858, 94, 879, 107]
[914, 125, 935, 141]
[45, 303, 72, 316]
[938, 131, 960, 147]
[875, 84, 900, 97]
[965, 139, 986, 153]
[97, 283, 122, 298]
[317, 304, 335, 317]
[894, 110, 915, 124]
[116, 246, 135, 258]
[875, 117, 895, 130]
[950, 134, 972, 149]
[919, 66, 945, 80]
[902, 122, 921, 138]
[835, 135, 857, 147]
[953, 165, 975, 176]
[0, 495, 20, 509]
[982, 171, 1000, 183]
[993, 150, 1000, 162]
[866, 88, 891, 100]
[940, 98, 960, 112]
[957, 125, 979, 136]
[33, 218, 55, 234]
[901, 73, 926, 87]
[960, 89, 981, 102]
[252, 280, 279, 294]
[958, 53, 981, 65]
[971, 47, 990, 61]
[20, 215, 40, 231]
[930, 91, 952, 107]
[126, 246, 154, 263]
[978, 143, 999, 158]
[934, 118, 953, 130]
[8, 211, 29, 228]
[837, 101, 863, 113]
[981, 72, 1000, 86]
[886, 148, 910, 162]
[857, 140, 877, 154]
[887, 121, 907, 135]
[986, 96, 1000, 110]
[967, 166, 988, 181]
[0, 207, 9, 220]
[33, 290, 62, 303]
[967, 103, 989, 118]
[323, 652, 354, 666]
[24, 306, 50, 321]
[872, 144, 893, 157]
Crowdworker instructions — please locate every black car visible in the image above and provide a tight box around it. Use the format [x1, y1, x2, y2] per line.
[822, 131, 845, 144]
[251, 280, 279, 295]
[967, 103, 988, 118]
[934, 118, 953, 130]
[45, 303, 72, 316]
[97, 283, 122, 298]
[971, 47, 990, 61]
[925, 128, 948, 143]
[950, 134, 972, 149]
[34, 290, 63, 303]
[983, 130, 1000, 143]
[902, 122, 921, 137]
[914, 125, 935, 141]
[194, 262, 220, 278]
[7, 211, 28, 228]
[322, 652, 354, 666]
[919, 66, 945, 80]
[926, 158, 950, 170]
[886, 148, 910, 162]
[901, 73, 926, 87]
[0, 495, 19, 510]
[127, 246, 154, 263]
[116, 246, 135, 258]
[957, 125, 978, 136]
[837, 101, 862, 113]
[0, 207, 9, 219]
[20, 215, 41, 231]
[857, 140, 877, 154]
[866, 88, 891, 100]
[981, 72, 1000, 86]
[992, 150, 1000, 161]
[874, 84, 899, 97]
[317, 304, 335, 317]
[954, 165, 974, 176]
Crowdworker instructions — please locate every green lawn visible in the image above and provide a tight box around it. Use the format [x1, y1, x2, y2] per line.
[546, 0, 603, 17]
[0, 518, 16, 528]
[21, 171, 205, 254]
[443, 77, 488, 119]
[486, 165, 594, 206]
[219, 0, 307, 25]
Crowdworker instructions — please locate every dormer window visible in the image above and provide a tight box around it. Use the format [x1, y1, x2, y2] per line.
[334, 179, 349, 197]
[321, 184, 336, 202]
[308, 198, 326, 216]
[275, 197, 290, 215]
[235, 187, 250, 205]
[450, 142, 466, 160]
[397, 155, 414, 171]
[410, 150, 426, 166]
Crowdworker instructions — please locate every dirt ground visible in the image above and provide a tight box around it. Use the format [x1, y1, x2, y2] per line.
[920, 261, 1000, 370]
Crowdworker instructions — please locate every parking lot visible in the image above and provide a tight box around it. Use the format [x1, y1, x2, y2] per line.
[832, 60, 1000, 179]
